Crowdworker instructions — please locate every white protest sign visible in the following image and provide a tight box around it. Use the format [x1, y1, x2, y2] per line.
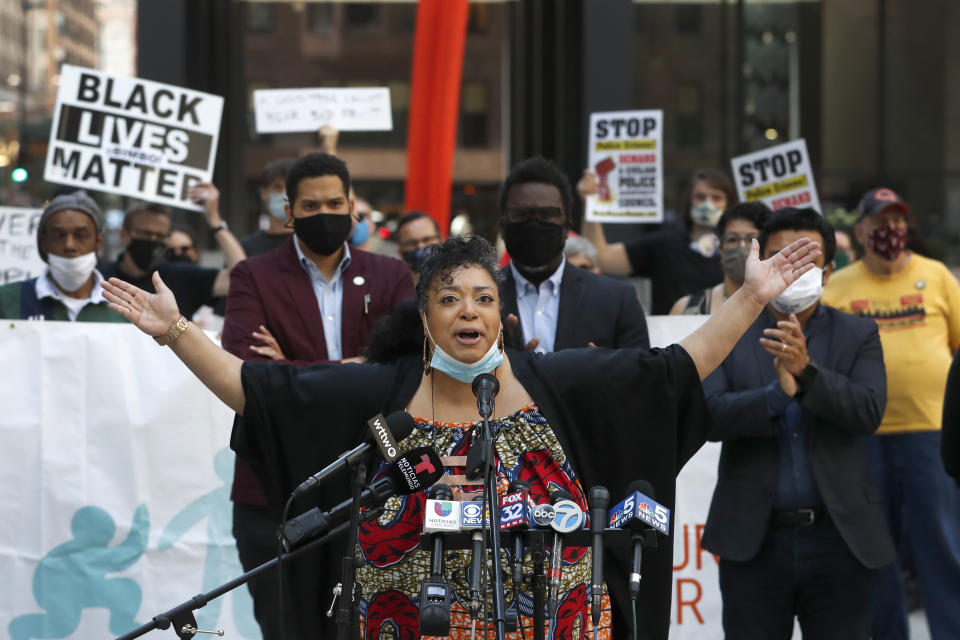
[0, 207, 44, 284]
[44, 65, 224, 212]
[730, 139, 821, 214]
[254, 87, 392, 134]
[585, 109, 663, 223]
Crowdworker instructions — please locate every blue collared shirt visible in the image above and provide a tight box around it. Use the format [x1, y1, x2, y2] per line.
[510, 257, 565, 354]
[294, 239, 351, 360]
[765, 304, 826, 509]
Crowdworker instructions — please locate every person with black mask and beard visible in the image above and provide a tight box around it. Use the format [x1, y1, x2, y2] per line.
[219, 152, 414, 640]
[499, 156, 649, 352]
[670, 202, 773, 315]
[99, 182, 245, 320]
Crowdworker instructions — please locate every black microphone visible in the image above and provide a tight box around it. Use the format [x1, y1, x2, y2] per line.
[588, 485, 610, 627]
[290, 411, 417, 498]
[547, 489, 579, 620]
[419, 483, 455, 637]
[472, 372, 500, 420]
[622, 479, 661, 601]
[283, 446, 442, 548]
[507, 479, 532, 588]
[468, 529, 485, 617]
[427, 484, 454, 577]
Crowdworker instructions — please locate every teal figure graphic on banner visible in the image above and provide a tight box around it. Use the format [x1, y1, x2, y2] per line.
[9, 504, 149, 640]
[158, 448, 258, 638]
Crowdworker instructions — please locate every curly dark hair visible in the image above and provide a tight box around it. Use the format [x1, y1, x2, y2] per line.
[365, 235, 501, 364]
[285, 153, 350, 206]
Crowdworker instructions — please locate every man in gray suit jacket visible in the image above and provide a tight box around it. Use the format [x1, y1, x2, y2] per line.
[702, 208, 895, 639]
[498, 156, 649, 352]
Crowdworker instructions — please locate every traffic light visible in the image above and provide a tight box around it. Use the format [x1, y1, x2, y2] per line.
[11, 167, 27, 183]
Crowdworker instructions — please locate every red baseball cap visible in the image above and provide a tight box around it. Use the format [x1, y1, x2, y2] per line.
[856, 187, 911, 222]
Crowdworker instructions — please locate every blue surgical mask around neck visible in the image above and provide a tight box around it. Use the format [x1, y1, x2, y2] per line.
[424, 320, 504, 384]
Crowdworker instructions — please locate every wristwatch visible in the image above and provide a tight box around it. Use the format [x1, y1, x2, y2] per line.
[210, 221, 228, 234]
[795, 361, 819, 398]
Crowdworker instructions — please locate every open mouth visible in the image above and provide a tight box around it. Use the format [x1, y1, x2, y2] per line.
[455, 329, 482, 345]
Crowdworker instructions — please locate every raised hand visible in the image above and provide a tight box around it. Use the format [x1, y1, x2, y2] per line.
[102, 272, 181, 337]
[742, 238, 820, 306]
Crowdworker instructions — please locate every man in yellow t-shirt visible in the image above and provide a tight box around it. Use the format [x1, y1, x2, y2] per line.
[822, 187, 960, 640]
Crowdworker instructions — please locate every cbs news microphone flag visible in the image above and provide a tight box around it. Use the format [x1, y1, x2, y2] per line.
[0, 316, 749, 639]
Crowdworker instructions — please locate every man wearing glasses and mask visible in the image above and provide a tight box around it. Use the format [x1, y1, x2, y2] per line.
[99, 182, 246, 320]
[499, 157, 649, 352]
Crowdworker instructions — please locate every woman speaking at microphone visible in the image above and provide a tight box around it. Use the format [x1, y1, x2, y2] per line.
[103, 234, 818, 640]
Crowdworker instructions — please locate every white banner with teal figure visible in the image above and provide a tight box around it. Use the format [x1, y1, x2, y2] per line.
[0, 321, 259, 640]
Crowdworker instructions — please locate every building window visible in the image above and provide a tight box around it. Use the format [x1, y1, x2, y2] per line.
[468, 5, 489, 34]
[389, 5, 416, 34]
[307, 5, 335, 34]
[344, 5, 380, 32]
[246, 4, 275, 34]
[675, 5, 702, 36]
[459, 82, 488, 148]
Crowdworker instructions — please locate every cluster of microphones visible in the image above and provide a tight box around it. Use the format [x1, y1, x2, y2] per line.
[276, 409, 671, 638]
[419, 478, 671, 636]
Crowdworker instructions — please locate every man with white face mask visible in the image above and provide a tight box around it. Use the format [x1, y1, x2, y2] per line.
[0, 191, 123, 322]
[823, 188, 960, 640]
[702, 208, 894, 639]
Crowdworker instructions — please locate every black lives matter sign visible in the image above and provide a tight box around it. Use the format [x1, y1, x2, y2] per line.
[44, 65, 223, 211]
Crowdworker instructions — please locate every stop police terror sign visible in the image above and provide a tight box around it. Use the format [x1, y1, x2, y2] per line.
[595, 116, 657, 139]
[737, 149, 803, 187]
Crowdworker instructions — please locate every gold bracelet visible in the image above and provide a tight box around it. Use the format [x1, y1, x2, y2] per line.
[154, 315, 189, 347]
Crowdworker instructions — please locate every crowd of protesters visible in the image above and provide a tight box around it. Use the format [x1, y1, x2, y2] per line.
[2, 139, 959, 640]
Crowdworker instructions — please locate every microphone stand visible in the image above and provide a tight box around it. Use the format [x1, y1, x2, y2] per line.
[336, 460, 368, 640]
[114, 521, 351, 640]
[471, 375, 507, 640]
[530, 532, 547, 640]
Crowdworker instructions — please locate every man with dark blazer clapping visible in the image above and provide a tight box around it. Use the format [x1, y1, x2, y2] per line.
[498, 157, 649, 352]
[701, 208, 895, 639]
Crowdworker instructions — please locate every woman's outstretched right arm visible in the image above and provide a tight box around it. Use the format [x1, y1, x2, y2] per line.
[103, 272, 246, 415]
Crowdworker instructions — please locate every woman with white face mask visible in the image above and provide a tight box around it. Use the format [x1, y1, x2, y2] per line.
[670, 202, 774, 315]
[0, 191, 122, 323]
[102, 234, 820, 640]
[581, 168, 740, 314]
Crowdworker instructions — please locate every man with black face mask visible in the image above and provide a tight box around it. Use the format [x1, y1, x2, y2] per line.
[395, 210, 442, 281]
[99, 183, 246, 320]
[498, 156, 649, 352]
[220, 152, 414, 640]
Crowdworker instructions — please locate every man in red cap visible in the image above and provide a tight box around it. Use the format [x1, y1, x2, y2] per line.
[823, 187, 960, 639]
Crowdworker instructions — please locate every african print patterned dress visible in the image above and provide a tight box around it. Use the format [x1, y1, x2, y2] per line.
[356, 404, 613, 640]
